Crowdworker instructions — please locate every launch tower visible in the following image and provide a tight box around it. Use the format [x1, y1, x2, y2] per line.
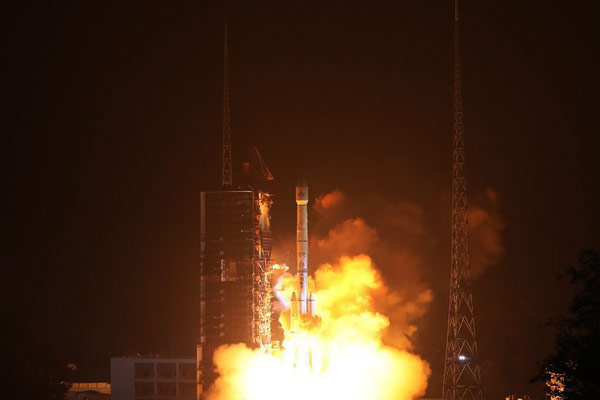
[197, 22, 275, 400]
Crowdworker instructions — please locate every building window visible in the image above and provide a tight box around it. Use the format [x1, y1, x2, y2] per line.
[179, 363, 195, 380]
[179, 382, 196, 398]
[157, 363, 176, 380]
[134, 363, 154, 379]
[157, 382, 176, 397]
[134, 381, 154, 396]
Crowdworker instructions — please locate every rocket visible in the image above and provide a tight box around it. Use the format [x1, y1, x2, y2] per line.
[289, 178, 315, 332]
[296, 178, 309, 314]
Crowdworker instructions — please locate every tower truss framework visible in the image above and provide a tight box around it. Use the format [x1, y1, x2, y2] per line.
[442, 1, 484, 400]
[222, 21, 233, 187]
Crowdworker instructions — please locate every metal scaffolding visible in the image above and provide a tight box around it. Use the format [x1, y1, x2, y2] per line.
[222, 21, 232, 187]
[442, 1, 484, 400]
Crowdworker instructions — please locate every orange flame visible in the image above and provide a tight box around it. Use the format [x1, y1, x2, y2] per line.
[207, 255, 430, 400]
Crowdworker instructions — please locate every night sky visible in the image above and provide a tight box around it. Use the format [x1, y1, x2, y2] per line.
[5, 1, 599, 399]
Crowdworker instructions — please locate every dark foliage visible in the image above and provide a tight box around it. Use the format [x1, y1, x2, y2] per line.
[0, 312, 72, 400]
[534, 249, 600, 399]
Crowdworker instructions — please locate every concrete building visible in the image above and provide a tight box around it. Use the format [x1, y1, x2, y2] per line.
[110, 356, 195, 400]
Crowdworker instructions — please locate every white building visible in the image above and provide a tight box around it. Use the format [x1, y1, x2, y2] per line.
[111, 356, 196, 400]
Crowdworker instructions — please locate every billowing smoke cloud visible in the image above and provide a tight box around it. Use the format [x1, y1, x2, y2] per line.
[207, 255, 431, 400]
[310, 187, 505, 285]
[314, 218, 378, 261]
[468, 188, 505, 278]
[309, 190, 434, 350]
[313, 189, 347, 215]
[378, 200, 426, 236]
[306, 187, 504, 347]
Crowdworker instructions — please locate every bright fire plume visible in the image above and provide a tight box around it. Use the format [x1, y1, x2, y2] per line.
[207, 255, 430, 400]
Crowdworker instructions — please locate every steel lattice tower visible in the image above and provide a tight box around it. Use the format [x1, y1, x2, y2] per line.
[222, 21, 233, 187]
[442, 1, 484, 400]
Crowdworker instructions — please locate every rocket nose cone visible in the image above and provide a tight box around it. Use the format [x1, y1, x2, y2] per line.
[290, 292, 297, 301]
[296, 177, 309, 202]
[309, 292, 315, 301]
[296, 177, 308, 188]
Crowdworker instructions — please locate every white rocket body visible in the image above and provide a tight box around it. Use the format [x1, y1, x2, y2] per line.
[296, 178, 309, 314]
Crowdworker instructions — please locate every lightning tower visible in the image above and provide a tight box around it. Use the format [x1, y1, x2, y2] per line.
[222, 21, 232, 187]
[442, 1, 484, 400]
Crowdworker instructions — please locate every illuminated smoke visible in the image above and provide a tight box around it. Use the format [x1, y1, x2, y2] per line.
[309, 191, 434, 350]
[468, 187, 505, 277]
[315, 218, 378, 258]
[206, 255, 431, 400]
[313, 189, 347, 214]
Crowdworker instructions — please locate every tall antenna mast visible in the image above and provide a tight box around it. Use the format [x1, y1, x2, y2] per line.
[222, 20, 233, 187]
[442, 1, 484, 399]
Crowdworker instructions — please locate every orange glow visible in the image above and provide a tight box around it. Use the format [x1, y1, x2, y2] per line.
[207, 255, 430, 400]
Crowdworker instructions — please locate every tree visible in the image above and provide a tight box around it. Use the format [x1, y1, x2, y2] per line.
[534, 249, 600, 399]
[1, 311, 73, 400]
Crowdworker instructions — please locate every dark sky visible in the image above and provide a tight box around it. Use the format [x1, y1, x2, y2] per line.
[5, 1, 599, 399]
